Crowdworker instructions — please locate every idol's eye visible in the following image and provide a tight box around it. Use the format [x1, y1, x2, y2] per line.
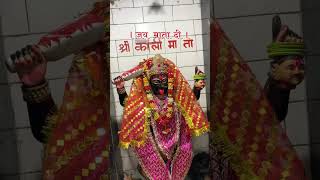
[151, 78, 161, 85]
[161, 78, 168, 84]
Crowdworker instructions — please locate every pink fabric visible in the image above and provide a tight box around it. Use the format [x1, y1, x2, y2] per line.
[150, 97, 180, 160]
[133, 103, 193, 180]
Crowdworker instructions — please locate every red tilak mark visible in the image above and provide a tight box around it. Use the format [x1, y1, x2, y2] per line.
[159, 89, 164, 95]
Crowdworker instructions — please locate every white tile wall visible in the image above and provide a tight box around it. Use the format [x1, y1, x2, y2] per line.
[162, 53, 177, 64]
[110, 87, 120, 104]
[176, 51, 205, 67]
[196, 34, 209, 50]
[180, 65, 204, 81]
[49, 78, 67, 107]
[194, 19, 210, 35]
[164, 0, 194, 5]
[218, 13, 302, 61]
[111, 0, 134, 8]
[143, 6, 173, 22]
[27, 0, 94, 33]
[0, 0, 29, 35]
[286, 102, 309, 145]
[136, 22, 165, 37]
[110, 24, 135, 40]
[194, 0, 210, 4]
[173, 4, 203, 21]
[111, 72, 121, 82]
[199, 93, 207, 108]
[0, 85, 15, 130]
[110, 57, 119, 73]
[20, 172, 42, 180]
[10, 83, 29, 128]
[247, 60, 272, 87]
[303, 11, 320, 55]
[214, 0, 300, 18]
[165, 20, 195, 36]
[0, 130, 19, 174]
[134, 0, 163, 7]
[110, 40, 118, 57]
[290, 80, 306, 102]
[202, 50, 210, 66]
[0, 54, 8, 84]
[117, 55, 147, 72]
[112, 8, 143, 24]
[16, 128, 43, 173]
[305, 56, 320, 100]
[114, 102, 124, 118]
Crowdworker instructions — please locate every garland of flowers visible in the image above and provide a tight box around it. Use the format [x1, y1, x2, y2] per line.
[142, 58, 175, 134]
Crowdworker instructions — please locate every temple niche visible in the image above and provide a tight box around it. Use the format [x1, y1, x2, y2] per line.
[0, 0, 314, 179]
[110, 0, 211, 179]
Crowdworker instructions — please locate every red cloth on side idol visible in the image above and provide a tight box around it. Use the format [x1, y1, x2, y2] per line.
[209, 20, 307, 180]
[42, 2, 111, 180]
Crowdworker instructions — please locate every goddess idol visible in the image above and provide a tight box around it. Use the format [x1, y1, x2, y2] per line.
[113, 54, 209, 180]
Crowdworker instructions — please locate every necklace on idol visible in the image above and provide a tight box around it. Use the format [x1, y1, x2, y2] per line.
[142, 59, 175, 134]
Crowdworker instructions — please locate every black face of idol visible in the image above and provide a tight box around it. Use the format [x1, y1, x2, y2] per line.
[150, 74, 168, 100]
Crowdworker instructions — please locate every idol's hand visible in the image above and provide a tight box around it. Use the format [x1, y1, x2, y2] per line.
[194, 66, 206, 90]
[113, 76, 125, 89]
[13, 45, 47, 86]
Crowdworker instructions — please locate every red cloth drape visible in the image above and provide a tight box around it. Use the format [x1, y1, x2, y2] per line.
[209, 20, 307, 180]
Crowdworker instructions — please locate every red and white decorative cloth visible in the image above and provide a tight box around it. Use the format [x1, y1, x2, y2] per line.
[42, 2, 110, 180]
[119, 57, 210, 179]
[209, 19, 307, 180]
